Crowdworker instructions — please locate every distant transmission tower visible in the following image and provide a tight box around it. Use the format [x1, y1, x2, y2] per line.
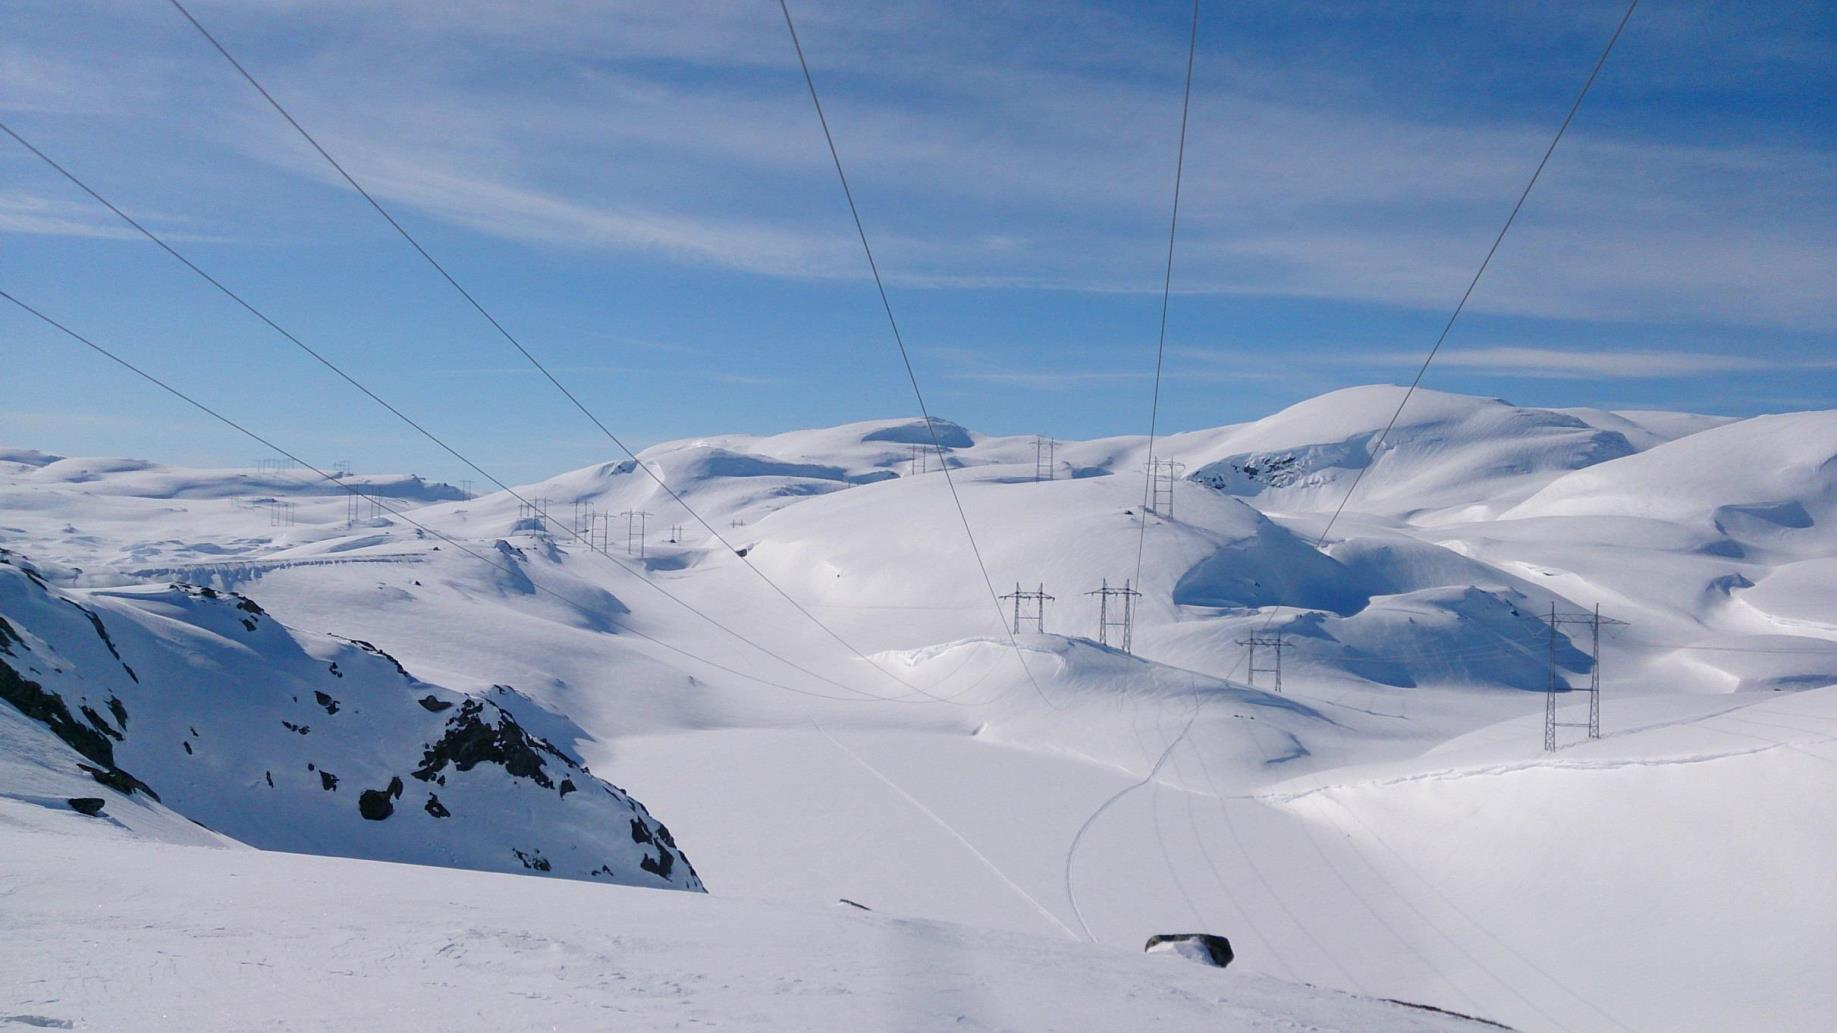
[620, 509, 652, 557]
[998, 583, 1055, 634]
[1034, 436, 1056, 482]
[516, 497, 550, 532]
[333, 459, 352, 478]
[458, 479, 474, 500]
[1086, 579, 1143, 653]
[1145, 458, 1185, 517]
[909, 444, 931, 476]
[1237, 635, 1284, 693]
[1539, 603, 1627, 750]
[669, 524, 684, 544]
[573, 500, 596, 536]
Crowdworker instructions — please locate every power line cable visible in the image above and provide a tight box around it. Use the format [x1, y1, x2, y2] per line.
[0, 118, 933, 708]
[1133, 0, 1201, 592]
[0, 287, 907, 705]
[158, 0, 974, 707]
[1306, 0, 1641, 557]
[1072, 0, 1643, 992]
[776, 0, 1058, 708]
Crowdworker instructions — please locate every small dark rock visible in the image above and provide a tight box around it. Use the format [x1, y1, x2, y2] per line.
[320, 771, 339, 791]
[1144, 933, 1233, 969]
[558, 778, 576, 798]
[313, 690, 340, 715]
[358, 787, 395, 821]
[67, 797, 106, 816]
[417, 694, 453, 713]
[423, 793, 450, 818]
[182, 740, 193, 755]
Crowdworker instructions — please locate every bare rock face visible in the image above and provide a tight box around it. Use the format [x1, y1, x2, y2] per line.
[1144, 933, 1234, 969]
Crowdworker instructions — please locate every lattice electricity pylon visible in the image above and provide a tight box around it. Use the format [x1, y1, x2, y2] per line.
[999, 582, 1055, 634]
[589, 513, 611, 552]
[516, 497, 550, 532]
[1145, 458, 1185, 517]
[1237, 635, 1284, 693]
[1035, 436, 1057, 482]
[1086, 578, 1143, 653]
[333, 459, 352, 478]
[269, 499, 294, 527]
[458, 479, 474, 500]
[573, 500, 596, 536]
[909, 444, 931, 476]
[621, 509, 651, 557]
[1538, 603, 1627, 750]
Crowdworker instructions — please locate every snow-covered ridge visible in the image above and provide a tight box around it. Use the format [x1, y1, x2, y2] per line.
[0, 549, 699, 891]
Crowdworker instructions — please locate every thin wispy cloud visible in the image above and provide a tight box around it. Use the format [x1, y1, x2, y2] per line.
[1361, 346, 1837, 379]
[13, 0, 1829, 329]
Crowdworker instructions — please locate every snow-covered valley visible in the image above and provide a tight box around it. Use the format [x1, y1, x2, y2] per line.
[4, 386, 1834, 1031]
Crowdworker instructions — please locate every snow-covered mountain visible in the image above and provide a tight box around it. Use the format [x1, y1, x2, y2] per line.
[4, 385, 1834, 1032]
[0, 548, 699, 891]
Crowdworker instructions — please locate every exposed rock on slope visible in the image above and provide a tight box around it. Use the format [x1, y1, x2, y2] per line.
[0, 549, 700, 891]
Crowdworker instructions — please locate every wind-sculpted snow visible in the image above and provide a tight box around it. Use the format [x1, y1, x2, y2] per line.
[859, 415, 976, 449]
[1505, 410, 1837, 554]
[1183, 386, 1643, 520]
[0, 550, 700, 891]
[11, 454, 467, 501]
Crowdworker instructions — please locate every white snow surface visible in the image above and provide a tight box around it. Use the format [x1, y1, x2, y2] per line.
[0, 800, 1492, 1032]
[3, 385, 1835, 1032]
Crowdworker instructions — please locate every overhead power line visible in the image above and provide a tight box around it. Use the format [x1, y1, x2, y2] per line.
[1133, 0, 1201, 592]
[777, 0, 1058, 708]
[158, 0, 976, 708]
[1070, 0, 1645, 988]
[1309, 0, 1642, 554]
[0, 118, 934, 708]
[0, 287, 902, 706]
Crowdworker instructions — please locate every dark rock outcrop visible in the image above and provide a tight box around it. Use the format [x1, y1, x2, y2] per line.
[1144, 933, 1234, 969]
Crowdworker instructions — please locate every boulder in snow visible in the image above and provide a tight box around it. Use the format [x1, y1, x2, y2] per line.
[1145, 933, 1234, 969]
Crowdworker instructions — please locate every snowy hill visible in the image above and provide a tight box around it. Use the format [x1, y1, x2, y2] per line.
[4, 385, 1834, 1032]
[0, 799, 1499, 1032]
[0, 549, 699, 890]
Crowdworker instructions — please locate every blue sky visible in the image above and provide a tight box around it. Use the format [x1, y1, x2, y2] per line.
[3, 0, 1833, 483]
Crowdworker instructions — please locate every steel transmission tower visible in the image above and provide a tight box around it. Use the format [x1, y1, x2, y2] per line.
[1086, 579, 1143, 653]
[1034, 436, 1057, 482]
[1237, 634, 1284, 693]
[999, 583, 1055, 634]
[1145, 458, 1185, 517]
[1539, 603, 1627, 750]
